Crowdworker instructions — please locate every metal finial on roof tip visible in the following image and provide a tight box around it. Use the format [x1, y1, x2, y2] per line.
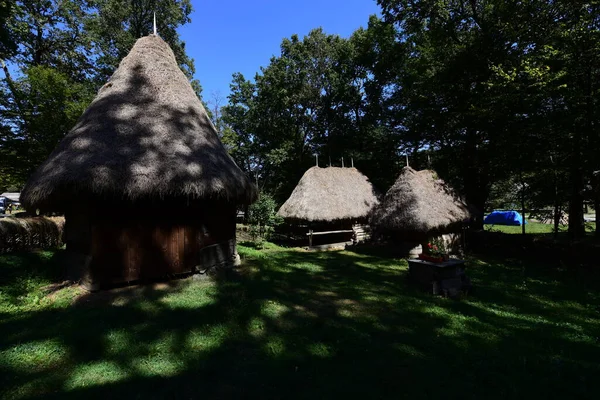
[351, 158, 354, 168]
[406, 154, 409, 167]
[342, 157, 344, 168]
[315, 154, 318, 167]
[153, 12, 157, 35]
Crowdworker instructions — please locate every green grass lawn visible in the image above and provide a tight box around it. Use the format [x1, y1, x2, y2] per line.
[1, 244, 600, 399]
[484, 221, 596, 234]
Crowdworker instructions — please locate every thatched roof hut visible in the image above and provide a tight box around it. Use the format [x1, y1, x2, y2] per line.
[22, 35, 256, 211]
[21, 35, 256, 290]
[278, 166, 379, 222]
[371, 167, 472, 236]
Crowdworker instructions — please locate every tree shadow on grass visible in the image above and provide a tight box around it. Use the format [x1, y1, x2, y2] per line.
[0, 250, 67, 307]
[1, 246, 600, 399]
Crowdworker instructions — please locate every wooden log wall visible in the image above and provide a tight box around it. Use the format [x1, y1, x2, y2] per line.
[64, 197, 238, 290]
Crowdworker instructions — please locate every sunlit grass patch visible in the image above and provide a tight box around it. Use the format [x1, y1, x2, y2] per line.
[263, 336, 286, 356]
[134, 354, 186, 377]
[64, 361, 128, 389]
[0, 339, 69, 373]
[484, 221, 596, 235]
[290, 261, 324, 272]
[307, 342, 334, 357]
[158, 282, 217, 308]
[185, 324, 229, 351]
[247, 317, 267, 338]
[261, 300, 290, 319]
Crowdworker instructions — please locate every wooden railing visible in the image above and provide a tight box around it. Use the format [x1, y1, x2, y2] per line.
[306, 229, 354, 247]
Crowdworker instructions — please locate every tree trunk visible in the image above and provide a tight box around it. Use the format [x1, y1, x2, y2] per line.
[584, 64, 599, 237]
[568, 130, 585, 238]
[463, 130, 487, 230]
[595, 185, 600, 237]
[594, 172, 600, 237]
[553, 166, 560, 239]
[521, 184, 526, 236]
[519, 169, 526, 235]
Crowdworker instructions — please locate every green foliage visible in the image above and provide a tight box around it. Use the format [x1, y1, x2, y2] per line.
[0, 250, 76, 312]
[3, 0, 600, 243]
[368, 0, 600, 235]
[426, 236, 447, 257]
[0, 66, 93, 187]
[223, 25, 404, 200]
[6, 0, 97, 79]
[247, 193, 283, 247]
[221, 73, 258, 176]
[0, 0, 17, 59]
[87, 0, 201, 96]
[0, 0, 200, 190]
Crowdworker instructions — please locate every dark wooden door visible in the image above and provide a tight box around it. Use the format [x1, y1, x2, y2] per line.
[91, 224, 199, 285]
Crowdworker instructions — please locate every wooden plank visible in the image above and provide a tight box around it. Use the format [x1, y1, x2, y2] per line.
[306, 229, 354, 236]
[177, 226, 184, 271]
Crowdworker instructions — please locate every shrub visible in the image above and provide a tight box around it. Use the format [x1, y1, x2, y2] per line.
[247, 193, 283, 248]
[0, 217, 64, 253]
[425, 236, 448, 256]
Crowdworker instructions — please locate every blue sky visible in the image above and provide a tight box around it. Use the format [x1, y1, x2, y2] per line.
[179, 0, 381, 101]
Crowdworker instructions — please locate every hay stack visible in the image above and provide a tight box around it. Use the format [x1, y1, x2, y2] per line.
[0, 216, 65, 253]
[371, 167, 472, 235]
[277, 166, 379, 222]
[22, 35, 256, 211]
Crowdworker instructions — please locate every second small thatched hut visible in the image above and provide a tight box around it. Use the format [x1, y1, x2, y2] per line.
[277, 166, 379, 247]
[371, 167, 472, 244]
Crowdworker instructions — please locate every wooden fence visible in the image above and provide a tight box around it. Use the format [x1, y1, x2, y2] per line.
[0, 216, 65, 253]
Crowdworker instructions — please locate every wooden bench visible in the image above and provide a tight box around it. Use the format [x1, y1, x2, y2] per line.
[306, 229, 354, 247]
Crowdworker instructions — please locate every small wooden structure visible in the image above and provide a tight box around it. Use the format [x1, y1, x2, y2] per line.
[307, 229, 353, 247]
[408, 259, 471, 297]
[21, 35, 257, 290]
[277, 166, 379, 248]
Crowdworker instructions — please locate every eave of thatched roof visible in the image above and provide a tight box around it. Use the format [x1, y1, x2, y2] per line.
[370, 167, 472, 235]
[277, 166, 379, 223]
[21, 35, 256, 211]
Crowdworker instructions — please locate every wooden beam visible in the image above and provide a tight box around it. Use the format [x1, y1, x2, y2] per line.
[306, 229, 354, 236]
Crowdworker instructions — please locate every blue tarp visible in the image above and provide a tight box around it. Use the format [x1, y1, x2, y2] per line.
[484, 210, 526, 226]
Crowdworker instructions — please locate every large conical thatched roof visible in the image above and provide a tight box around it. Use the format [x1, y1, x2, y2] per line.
[22, 35, 256, 211]
[371, 167, 472, 235]
[277, 166, 379, 222]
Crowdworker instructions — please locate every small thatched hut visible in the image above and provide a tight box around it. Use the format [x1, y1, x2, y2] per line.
[21, 35, 257, 290]
[277, 166, 379, 246]
[371, 167, 472, 244]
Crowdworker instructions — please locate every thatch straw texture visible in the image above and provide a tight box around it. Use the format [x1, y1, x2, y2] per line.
[371, 167, 472, 235]
[277, 167, 379, 222]
[22, 35, 256, 211]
